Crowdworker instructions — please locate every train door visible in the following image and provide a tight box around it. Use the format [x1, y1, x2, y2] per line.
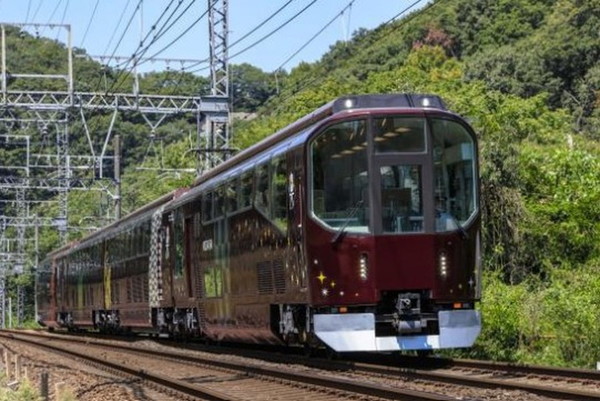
[165, 209, 192, 303]
[369, 116, 435, 291]
[286, 150, 308, 298]
[161, 213, 174, 303]
[370, 116, 434, 235]
[184, 216, 194, 298]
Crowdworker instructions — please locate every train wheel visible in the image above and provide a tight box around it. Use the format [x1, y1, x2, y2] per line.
[325, 346, 339, 360]
[416, 349, 433, 358]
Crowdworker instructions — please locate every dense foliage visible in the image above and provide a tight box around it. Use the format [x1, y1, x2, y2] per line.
[3, 0, 599, 367]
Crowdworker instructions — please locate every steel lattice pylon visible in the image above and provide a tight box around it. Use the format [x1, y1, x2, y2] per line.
[0, 16, 231, 324]
[200, 0, 232, 172]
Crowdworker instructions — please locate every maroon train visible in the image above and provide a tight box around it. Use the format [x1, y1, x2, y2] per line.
[36, 93, 482, 352]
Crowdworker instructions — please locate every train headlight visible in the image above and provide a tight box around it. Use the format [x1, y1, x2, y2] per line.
[359, 253, 368, 281]
[439, 252, 448, 278]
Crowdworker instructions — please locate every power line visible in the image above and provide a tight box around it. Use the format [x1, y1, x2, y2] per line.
[109, 4, 209, 93]
[41, 0, 63, 35]
[80, 0, 100, 48]
[58, 0, 70, 27]
[106, 0, 143, 63]
[56, 0, 70, 40]
[229, 0, 296, 49]
[105, 0, 199, 92]
[188, 0, 320, 74]
[267, 0, 437, 114]
[112, 0, 195, 71]
[25, 0, 32, 24]
[275, 0, 356, 72]
[229, 0, 320, 61]
[102, 0, 131, 55]
[31, 0, 44, 22]
[92, 0, 143, 92]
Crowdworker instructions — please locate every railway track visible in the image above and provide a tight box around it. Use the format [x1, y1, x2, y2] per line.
[0, 331, 454, 401]
[7, 330, 600, 400]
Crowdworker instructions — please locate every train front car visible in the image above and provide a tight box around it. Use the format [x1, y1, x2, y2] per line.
[306, 94, 481, 352]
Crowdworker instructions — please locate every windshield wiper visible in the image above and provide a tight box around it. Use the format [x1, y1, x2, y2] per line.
[437, 209, 469, 239]
[331, 200, 364, 246]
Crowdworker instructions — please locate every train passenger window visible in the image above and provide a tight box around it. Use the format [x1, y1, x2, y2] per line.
[174, 212, 184, 278]
[272, 157, 288, 232]
[431, 118, 477, 231]
[380, 165, 424, 233]
[225, 179, 238, 214]
[214, 186, 225, 219]
[255, 163, 270, 216]
[373, 117, 426, 153]
[203, 266, 223, 297]
[310, 119, 370, 233]
[202, 191, 213, 222]
[240, 171, 253, 208]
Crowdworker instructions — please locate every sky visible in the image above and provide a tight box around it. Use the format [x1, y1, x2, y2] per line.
[0, 0, 426, 74]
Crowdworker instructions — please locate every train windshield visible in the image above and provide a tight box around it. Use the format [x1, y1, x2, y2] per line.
[431, 118, 477, 231]
[311, 119, 370, 233]
[310, 116, 477, 235]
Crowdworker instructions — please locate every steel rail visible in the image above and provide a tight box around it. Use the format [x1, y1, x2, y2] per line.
[3, 331, 454, 401]
[450, 357, 600, 381]
[350, 360, 600, 401]
[0, 332, 242, 401]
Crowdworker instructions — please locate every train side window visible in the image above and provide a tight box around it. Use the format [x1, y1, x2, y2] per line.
[240, 171, 253, 208]
[226, 180, 238, 214]
[214, 186, 225, 219]
[174, 212, 184, 278]
[202, 191, 213, 223]
[203, 266, 223, 298]
[254, 163, 270, 216]
[272, 156, 288, 232]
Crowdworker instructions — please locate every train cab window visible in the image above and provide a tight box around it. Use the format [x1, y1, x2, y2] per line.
[272, 156, 288, 232]
[431, 118, 477, 231]
[255, 163, 270, 216]
[203, 266, 223, 298]
[373, 117, 426, 153]
[380, 165, 424, 233]
[310, 119, 370, 233]
[240, 171, 253, 208]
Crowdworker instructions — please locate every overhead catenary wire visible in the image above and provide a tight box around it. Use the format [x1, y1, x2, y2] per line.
[274, 0, 356, 72]
[229, 0, 296, 49]
[102, 0, 131, 55]
[24, 0, 32, 24]
[268, 0, 436, 114]
[93, 0, 143, 92]
[108, 4, 209, 93]
[106, 0, 203, 93]
[80, 0, 100, 47]
[113, 0, 195, 70]
[229, 0, 320, 61]
[58, 0, 70, 28]
[40, 0, 63, 35]
[187, 0, 321, 74]
[31, 0, 44, 23]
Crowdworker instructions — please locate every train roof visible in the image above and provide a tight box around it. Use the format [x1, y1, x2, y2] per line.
[43, 93, 449, 259]
[190, 93, 447, 190]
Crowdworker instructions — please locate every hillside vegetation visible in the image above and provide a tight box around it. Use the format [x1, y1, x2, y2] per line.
[2, 0, 599, 367]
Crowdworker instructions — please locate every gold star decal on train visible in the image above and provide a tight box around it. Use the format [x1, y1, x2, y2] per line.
[317, 271, 326, 284]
